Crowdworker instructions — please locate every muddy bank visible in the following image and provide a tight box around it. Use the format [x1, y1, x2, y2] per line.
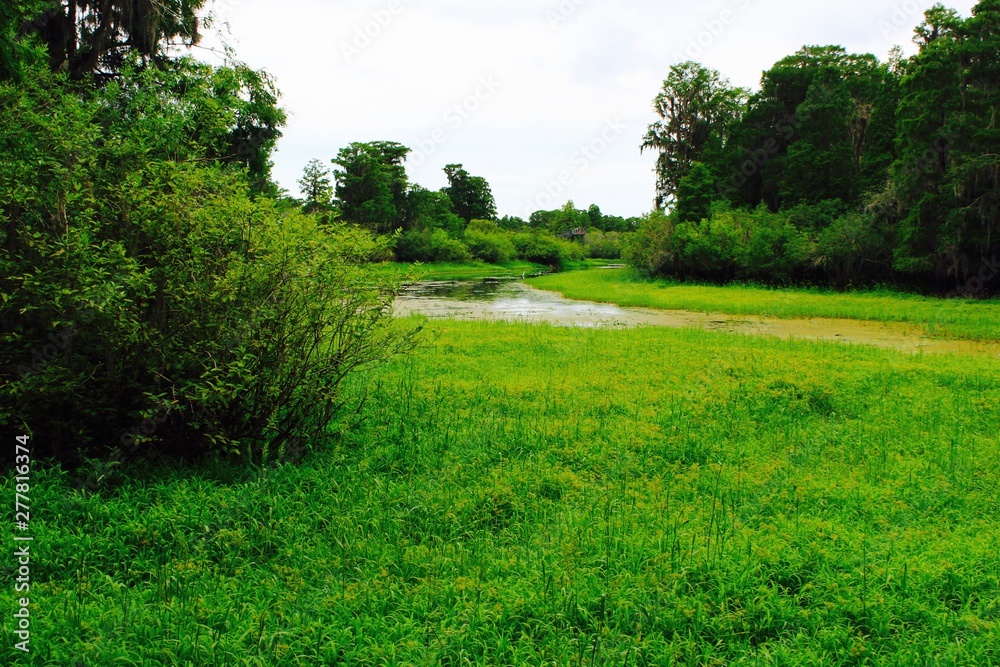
[394, 280, 1000, 357]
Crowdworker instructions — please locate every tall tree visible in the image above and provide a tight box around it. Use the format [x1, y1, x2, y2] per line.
[405, 185, 464, 236]
[675, 162, 715, 223]
[642, 62, 746, 210]
[297, 159, 333, 214]
[888, 0, 1000, 285]
[724, 46, 893, 211]
[441, 164, 497, 223]
[18, 0, 206, 81]
[332, 141, 410, 234]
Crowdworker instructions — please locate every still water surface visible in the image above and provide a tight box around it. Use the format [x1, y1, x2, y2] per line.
[394, 279, 1000, 357]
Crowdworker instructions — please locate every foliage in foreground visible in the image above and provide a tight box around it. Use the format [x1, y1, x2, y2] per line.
[0, 63, 416, 463]
[3, 320, 999, 664]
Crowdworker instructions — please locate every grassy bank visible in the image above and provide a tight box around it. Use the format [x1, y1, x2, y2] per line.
[529, 268, 1000, 341]
[374, 260, 550, 282]
[5, 319, 999, 664]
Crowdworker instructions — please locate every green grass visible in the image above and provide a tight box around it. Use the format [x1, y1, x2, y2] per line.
[560, 258, 625, 271]
[5, 319, 1000, 665]
[528, 268, 1000, 341]
[374, 260, 549, 282]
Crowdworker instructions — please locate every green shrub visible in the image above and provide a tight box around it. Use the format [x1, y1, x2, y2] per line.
[731, 206, 811, 282]
[394, 228, 473, 263]
[511, 232, 583, 266]
[814, 212, 888, 288]
[624, 210, 676, 275]
[584, 230, 626, 259]
[0, 62, 417, 464]
[464, 230, 516, 264]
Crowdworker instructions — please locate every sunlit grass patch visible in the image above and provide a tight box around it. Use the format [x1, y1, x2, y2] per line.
[4, 320, 1000, 664]
[529, 268, 1000, 341]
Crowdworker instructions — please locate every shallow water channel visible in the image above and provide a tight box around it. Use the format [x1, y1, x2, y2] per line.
[394, 279, 1000, 357]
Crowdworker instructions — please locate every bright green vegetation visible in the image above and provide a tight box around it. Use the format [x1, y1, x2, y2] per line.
[4, 2, 1000, 665]
[5, 320, 999, 664]
[639, 5, 999, 292]
[530, 269, 1000, 341]
[372, 259, 619, 283]
[374, 260, 550, 282]
[1, 58, 416, 462]
[316, 147, 633, 268]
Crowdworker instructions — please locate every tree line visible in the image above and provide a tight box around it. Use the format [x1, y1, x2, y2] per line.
[634, 1, 1000, 294]
[294, 143, 640, 267]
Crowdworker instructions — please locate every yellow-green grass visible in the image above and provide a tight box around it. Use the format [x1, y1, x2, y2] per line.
[5, 320, 1000, 664]
[529, 268, 1000, 342]
[374, 260, 549, 282]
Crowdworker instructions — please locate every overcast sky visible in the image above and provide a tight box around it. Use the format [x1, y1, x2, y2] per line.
[199, 0, 978, 219]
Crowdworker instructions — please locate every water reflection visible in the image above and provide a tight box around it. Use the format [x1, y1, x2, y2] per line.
[394, 279, 1000, 357]
[395, 279, 636, 328]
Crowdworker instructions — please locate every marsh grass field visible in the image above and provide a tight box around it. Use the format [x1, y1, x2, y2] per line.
[4, 286, 1000, 664]
[529, 270, 1000, 342]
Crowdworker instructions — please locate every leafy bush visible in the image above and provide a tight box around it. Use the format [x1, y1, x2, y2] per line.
[731, 206, 811, 282]
[623, 210, 676, 275]
[584, 230, 626, 259]
[511, 232, 584, 266]
[394, 228, 473, 263]
[0, 62, 417, 464]
[626, 206, 807, 282]
[814, 213, 888, 288]
[464, 230, 516, 264]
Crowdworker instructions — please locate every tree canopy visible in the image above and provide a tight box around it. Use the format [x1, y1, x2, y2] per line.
[637, 1, 1000, 291]
[442, 164, 497, 223]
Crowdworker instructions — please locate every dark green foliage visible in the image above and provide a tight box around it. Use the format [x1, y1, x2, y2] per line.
[0, 0, 47, 82]
[583, 230, 625, 259]
[0, 62, 415, 463]
[546, 201, 590, 235]
[442, 164, 497, 222]
[19, 0, 206, 81]
[642, 62, 747, 209]
[675, 162, 715, 223]
[405, 185, 464, 236]
[815, 213, 889, 288]
[333, 141, 411, 234]
[886, 0, 1000, 284]
[497, 214, 527, 231]
[394, 229, 473, 264]
[638, 2, 1000, 291]
[717, 46, 895, 212]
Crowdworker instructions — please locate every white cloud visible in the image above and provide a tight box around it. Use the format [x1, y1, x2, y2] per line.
[201, 0, 979, 217]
